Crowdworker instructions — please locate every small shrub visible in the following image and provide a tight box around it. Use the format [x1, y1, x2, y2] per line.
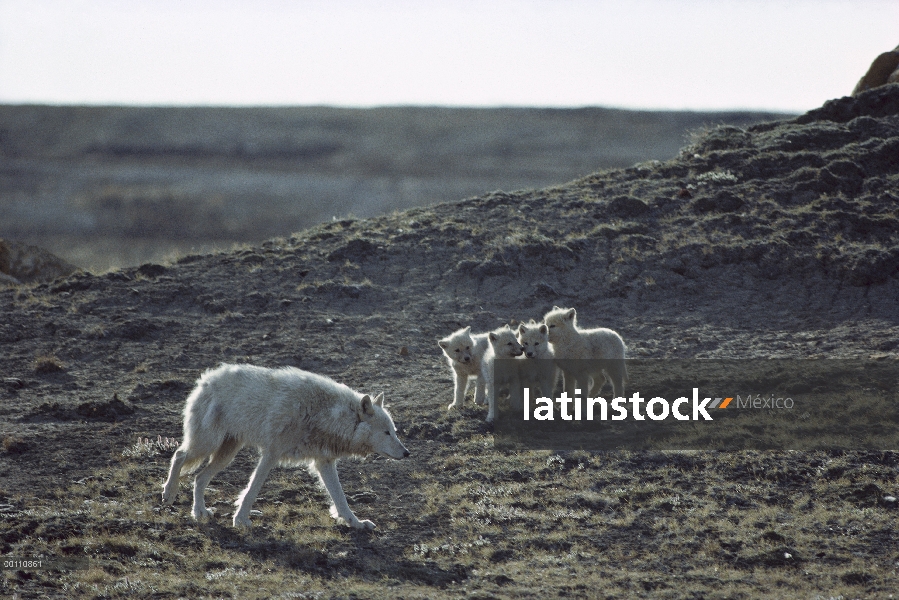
[83, 324, 108, 339]
[695, 169, 739, 185]
[122, 435, 180, 459]
[33, 355, 65, 373]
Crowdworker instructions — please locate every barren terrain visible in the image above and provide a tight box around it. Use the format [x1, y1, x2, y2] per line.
[2, 87, 899, 598]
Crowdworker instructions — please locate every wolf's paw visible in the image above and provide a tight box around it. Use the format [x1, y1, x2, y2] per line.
[352, 519, 376, 530]
[447, 401, 461, 410]
[161, 487, 176, 505]
[475, 396, 487, 406]
[192, 506, 214, 521]
[233, 514, 252, 529]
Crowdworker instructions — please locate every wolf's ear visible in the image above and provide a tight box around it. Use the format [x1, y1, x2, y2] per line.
[463, 326, 471, 334]
[566, 308, 576, 320]
[488, 332, 498, 342]
[553, 305, 561, 310]
[539, 324, 548, 334]
[519, 323, 528, 334]
[361, 395, 375, 416]
[373, 392, 384, 407]
[438, 340, 449, 349]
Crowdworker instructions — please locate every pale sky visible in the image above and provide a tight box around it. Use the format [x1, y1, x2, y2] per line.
[0, 0, 896, 112]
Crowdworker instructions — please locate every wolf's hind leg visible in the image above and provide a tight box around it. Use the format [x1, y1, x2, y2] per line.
[190, 436, 241, 521]
[162, 448, 189, 505]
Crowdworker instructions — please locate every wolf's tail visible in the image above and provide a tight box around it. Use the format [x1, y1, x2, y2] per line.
[174, 382, 215, 477]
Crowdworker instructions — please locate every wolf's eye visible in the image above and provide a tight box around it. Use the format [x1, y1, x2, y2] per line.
[384, 430, 391, 436]
[454, 349, 460, 352]
[549, 324, 555, 328]
[465, 346, 470, 350]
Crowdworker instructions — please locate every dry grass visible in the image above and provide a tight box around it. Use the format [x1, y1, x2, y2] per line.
[3, 440, 896, 598]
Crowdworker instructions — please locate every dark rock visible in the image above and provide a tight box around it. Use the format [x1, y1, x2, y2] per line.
[137, 263, 167, 278]
[607, 196, 650, 218]
[694, 190, 744, 213]
[115, 318, 162, 340]
[798, 83, 899, 124]
[327, 238, 380, 262]
[75, 397, 135, 422]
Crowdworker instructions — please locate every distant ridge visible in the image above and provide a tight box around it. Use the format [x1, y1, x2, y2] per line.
[0, 104, 793, 271]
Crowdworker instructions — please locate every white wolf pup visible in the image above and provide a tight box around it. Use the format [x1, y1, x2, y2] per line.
[482, 325, 525, 423]
[438, 326, 490, 409]
[543, 306, 628, 398]
[162, 364, 409, 530]
[517, 320, 559, 399]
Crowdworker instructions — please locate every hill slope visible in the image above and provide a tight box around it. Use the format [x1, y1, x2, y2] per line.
[1, 87, 898, 598]
[0, 104, 791, 271]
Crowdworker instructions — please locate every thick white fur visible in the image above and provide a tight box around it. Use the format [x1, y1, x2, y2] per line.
[517, 320, 559, 399]
[162, 364, 409, 530]
[482, 325, 524, 423]
[543, 306, 628, 398]
[438, 326, 490, 409]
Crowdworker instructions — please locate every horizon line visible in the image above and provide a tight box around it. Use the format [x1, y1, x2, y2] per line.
[0, 100, 804, 115]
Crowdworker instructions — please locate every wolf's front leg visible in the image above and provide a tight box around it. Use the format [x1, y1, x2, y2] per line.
[562, 369, 576, 398]
[607, 360, 626, 398]
[507, 374, 523, 415]
[448, 370, 467, 410]
[486, 392, 496, 423]
[483, 369, 496, 423]
[473, 375, 487, 406]
[539, 366, 559, 399]
[314, 459, 374, 530]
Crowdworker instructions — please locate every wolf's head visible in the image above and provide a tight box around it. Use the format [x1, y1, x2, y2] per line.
[518, 320, 550, 358]
[357, 393, 409, 459]
[488, 325, 524, 358]
[542, 306, 577, 344]
[438, 326, 476, 365]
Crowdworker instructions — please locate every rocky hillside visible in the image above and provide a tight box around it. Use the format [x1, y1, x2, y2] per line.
[1, 87, 897, 598]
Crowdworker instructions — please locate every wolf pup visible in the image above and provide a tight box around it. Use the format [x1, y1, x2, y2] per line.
[543, 306, 628, 398]
[517, 320, 559, 399]
[482, 325, 525, 423]
[438, 326, 490, 410]
[162, 364, 409, 530]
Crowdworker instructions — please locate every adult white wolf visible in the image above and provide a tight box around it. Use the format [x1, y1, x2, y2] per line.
[162, 364, 409, 530]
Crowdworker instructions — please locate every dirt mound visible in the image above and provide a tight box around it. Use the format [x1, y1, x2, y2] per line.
[30, 395, 135, 423]
[0, 238, 78, 285]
